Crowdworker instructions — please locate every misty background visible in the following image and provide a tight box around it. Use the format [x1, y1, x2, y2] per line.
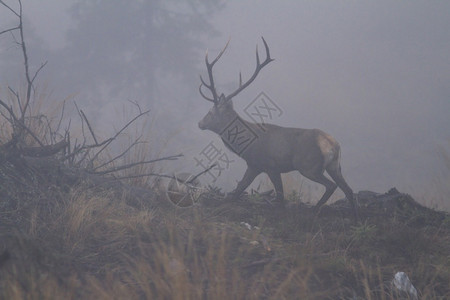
[1, 1, 449, 209]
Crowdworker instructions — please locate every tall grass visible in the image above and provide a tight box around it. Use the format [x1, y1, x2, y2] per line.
[2, 180, 448, 299]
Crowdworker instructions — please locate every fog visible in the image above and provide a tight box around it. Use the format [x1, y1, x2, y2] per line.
[1, 1, 449, 208]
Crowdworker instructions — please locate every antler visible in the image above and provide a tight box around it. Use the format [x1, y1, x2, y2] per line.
[225, 37, 273, 101]
[199, 37, 273, 104]
[199, 38, 230, 104]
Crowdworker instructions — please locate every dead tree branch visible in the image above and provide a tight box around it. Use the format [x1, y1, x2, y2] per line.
[19, 140, 67, 157]
[187, 163, 216, 184]
[63, 107, 151, 168]
[91, 154, 183, 175]
[92, 136, 145, 171]
[0, 25, 20, 35]
[0, 0, 56, 152]
[89, 109, 150, 163]
[0, 0, 20, 17]
[0, 0, 184, 208]
[80, 109, 98, 144]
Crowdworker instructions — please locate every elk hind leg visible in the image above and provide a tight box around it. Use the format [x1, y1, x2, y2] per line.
[326, 162, 359, 221]
[302, 171, 337, 212]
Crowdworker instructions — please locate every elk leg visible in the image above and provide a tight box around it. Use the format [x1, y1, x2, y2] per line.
[226, 167, 260, 201]
[326, 164, 359, 222]
[302, 172, 337, 212]
[267, 172, 284, 204]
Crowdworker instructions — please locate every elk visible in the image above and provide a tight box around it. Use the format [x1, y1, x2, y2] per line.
[198, 37, 358, 220]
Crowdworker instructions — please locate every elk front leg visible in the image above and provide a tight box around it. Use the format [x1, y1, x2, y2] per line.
[225, 167, 260, 201]
[267, 172, 284, 204]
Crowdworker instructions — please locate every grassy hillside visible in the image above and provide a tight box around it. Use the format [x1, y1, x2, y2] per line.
[0, 157, 448, 299]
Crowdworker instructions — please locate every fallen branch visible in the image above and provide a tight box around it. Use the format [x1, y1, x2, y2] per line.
[80, 109, 98, 144]
[89, 109, 150, 163]
[187, 163, 216, 184]
[19, 140, 67, 157]
[91, 154, 183, 175]
[92, 136, 144, 171]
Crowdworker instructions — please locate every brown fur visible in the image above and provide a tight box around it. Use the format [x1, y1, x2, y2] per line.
[198, 38, 358, 220]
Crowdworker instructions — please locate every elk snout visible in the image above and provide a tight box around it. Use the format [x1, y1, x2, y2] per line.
[198, 111, 212, 130]
[198, 119, 207, 130]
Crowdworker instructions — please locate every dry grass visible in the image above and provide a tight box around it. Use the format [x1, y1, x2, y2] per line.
[1, 179, 449, 299]
[0, 85, 71, 146]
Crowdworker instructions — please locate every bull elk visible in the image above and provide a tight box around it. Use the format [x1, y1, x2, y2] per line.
[198, 37, 358, 220]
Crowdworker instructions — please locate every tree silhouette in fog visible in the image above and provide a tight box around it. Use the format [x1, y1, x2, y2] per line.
[60, 0, 223, 106]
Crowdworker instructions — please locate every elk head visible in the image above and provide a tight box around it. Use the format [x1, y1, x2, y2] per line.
[198, 37, 273, 134]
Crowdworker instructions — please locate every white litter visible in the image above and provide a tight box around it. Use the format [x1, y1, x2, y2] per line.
[392, 272, 418, 300]
[240, 222, 252, 230]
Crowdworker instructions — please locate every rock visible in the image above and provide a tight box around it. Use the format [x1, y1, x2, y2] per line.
[392, 272, 418, 300]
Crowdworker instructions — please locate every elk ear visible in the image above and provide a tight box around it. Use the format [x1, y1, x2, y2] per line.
[218, 93, 226, 103]
[225, 98, 234, 109]
[217, 93, 233, 110]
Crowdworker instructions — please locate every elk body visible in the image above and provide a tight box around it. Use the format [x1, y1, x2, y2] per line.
[198, 37, 358, 219]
